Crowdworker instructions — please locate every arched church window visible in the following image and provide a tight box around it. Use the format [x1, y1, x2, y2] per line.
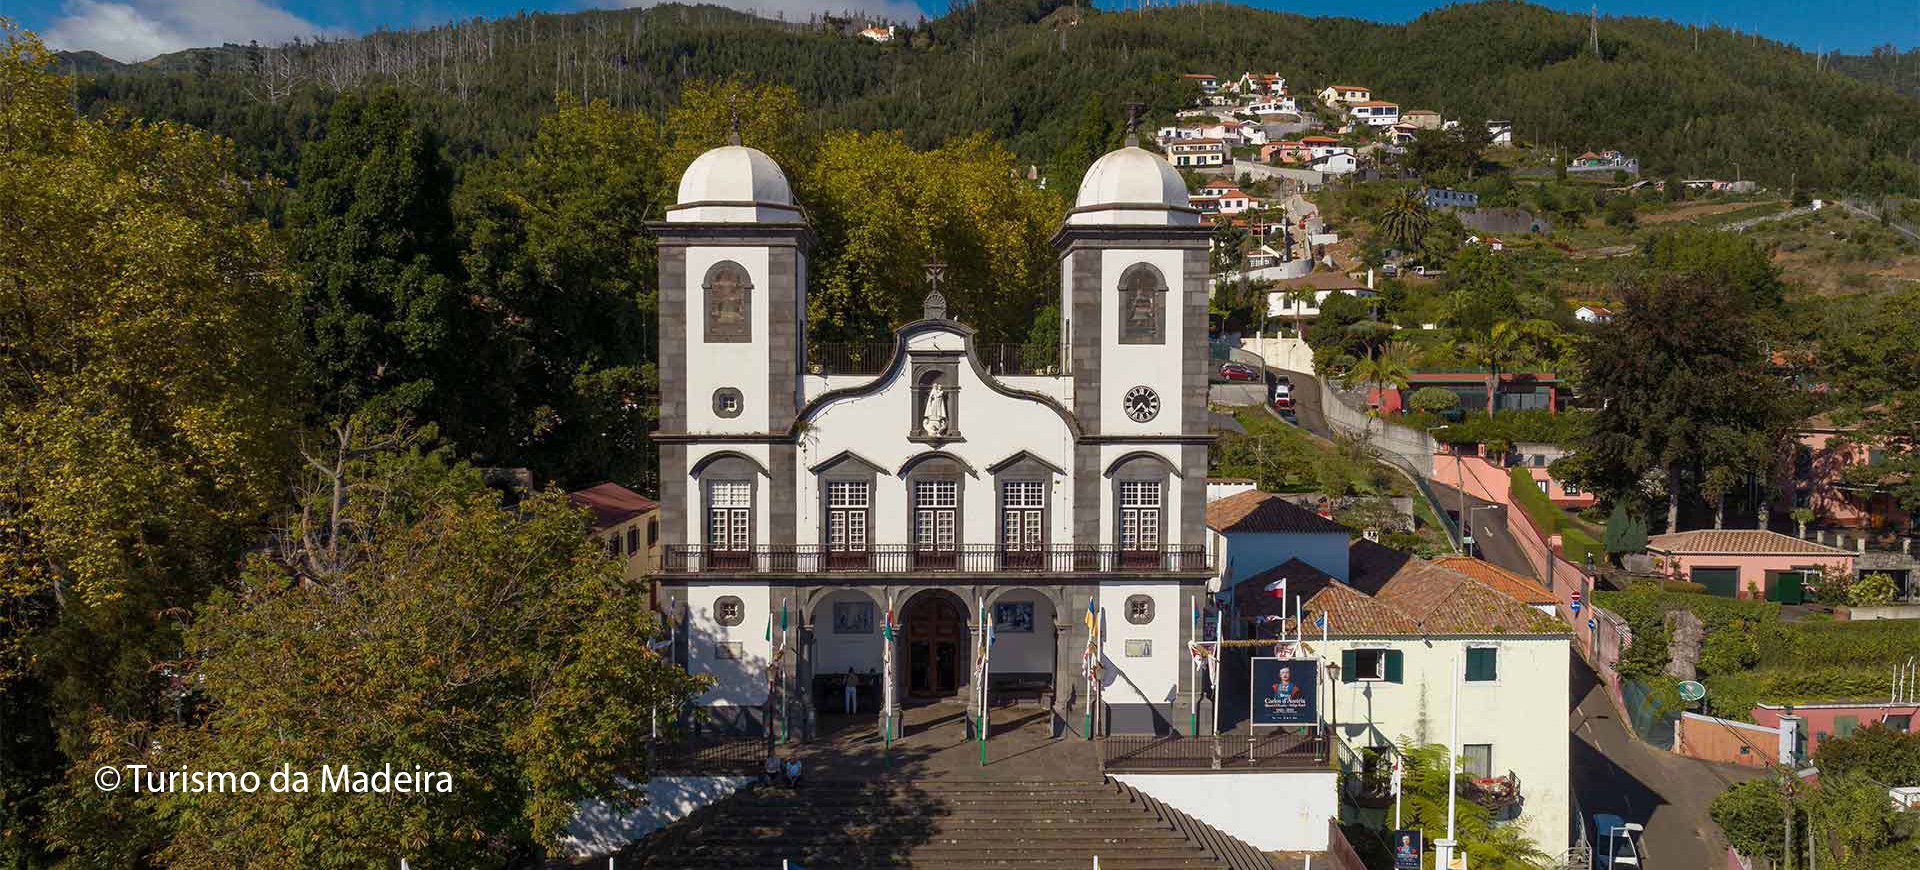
[704, 261, 753, 343]
[1118, 263, 1167, 345]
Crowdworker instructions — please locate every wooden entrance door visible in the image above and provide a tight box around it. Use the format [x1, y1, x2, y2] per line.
[904, 594, 966, 697]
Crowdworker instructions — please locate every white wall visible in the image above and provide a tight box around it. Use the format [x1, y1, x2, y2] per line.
[812, 588, 884, 676]
[1318, 636, 1572, 853]
[1239, 336, 1315, 373]
[561, 775, 754, 857]
[1099, 580, 1187, 708]
[793, 326, 1076, 550]
[1098, 248, 1190, 437]
[686, 581, 774, 707]
[1116, 771, 1337, 851]
[684, 246, 773, 434]
[985, 589, 1058, 675]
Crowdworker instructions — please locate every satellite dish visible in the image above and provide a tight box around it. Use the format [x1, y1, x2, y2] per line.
[1677, 680, 1707, 702]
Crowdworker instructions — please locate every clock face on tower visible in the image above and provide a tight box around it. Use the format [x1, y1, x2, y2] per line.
[1123, 385, 1161, 423]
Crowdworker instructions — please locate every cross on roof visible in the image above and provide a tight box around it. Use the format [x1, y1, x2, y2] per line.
[725, 92, 744, 146]
[1123, 101, 1146, 146]
[923, 261, 949, 320]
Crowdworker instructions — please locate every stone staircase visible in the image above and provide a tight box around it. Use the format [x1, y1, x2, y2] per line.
[625, 777, 1272, 869]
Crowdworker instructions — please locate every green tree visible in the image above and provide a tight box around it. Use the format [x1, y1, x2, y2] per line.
[1, 24, 298, 862]
[1375, 186, 1432, 253]
[1602, 503, 1648, 559]
[1604, 194, 1637, 227]
[1815, 722, 1920, 784]
[454, 96, 667, 489]
[1049, 94, 1114, 197]
[1460, 318, 1556, 416]
[1355, 742, 1549, 870]
[1349, 342, 1414, 443]
[286, 88, 467, 424]
[663, 73, 814, 201]
[45, 432, 708, 868]
[806, 130, 1062, 345]
[1408, 386, 1461, 414]
[1819, 285, 1920, 517]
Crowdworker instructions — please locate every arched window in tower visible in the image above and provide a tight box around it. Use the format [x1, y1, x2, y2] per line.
[1118, 263, 1167, 345]
[703, 261, 753, 343]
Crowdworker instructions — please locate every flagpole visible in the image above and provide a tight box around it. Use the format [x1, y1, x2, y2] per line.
[780, 598, 791, 744]
[1189, 595, 1199, 737]
[981, 608, 993, 767]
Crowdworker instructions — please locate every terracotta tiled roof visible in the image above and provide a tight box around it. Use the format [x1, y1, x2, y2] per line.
[1206, 490, 1354, 535]
[1646, 530, 1851, 556]
[1351, 100, 1399, 108]
[567, 482, 658, 530]
[1430, 556, 1556, 605]
[1234, 541, 1564, 637]
[1326, 84, 1368, 91]
[1301, 135, 1340, 143]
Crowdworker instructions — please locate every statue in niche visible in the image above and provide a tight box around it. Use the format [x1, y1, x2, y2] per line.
[923, 382, 949, 436]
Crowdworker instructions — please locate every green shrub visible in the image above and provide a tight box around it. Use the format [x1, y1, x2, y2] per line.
[1660, 580, 1708, 594]
[1509, 466, 1603, 564]
[1408, 386, 1460, 413]
[1711, 781, 1789, 864]
[1849, 572, 1899, 607]
[1699, 618, 1760, 676]
[1754, 619, 1920, 669]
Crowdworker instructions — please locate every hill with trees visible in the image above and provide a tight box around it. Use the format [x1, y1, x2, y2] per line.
[50, 0, 1920, 195]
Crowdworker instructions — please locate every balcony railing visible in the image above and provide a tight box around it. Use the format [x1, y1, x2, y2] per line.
[661, 544, 1211, 575]
[808, 342, 1058, 377]
[1099, 730, 1329, 772]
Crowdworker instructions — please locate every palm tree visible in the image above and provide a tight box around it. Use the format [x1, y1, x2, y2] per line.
[1350, 342, 1414, 443]
[1461, 318, 1556, 415]
[1375, 186, 1432, 256]
[1283, 284, 1317, 338]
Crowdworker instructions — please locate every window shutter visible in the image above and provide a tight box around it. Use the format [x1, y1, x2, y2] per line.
[1341, 649, 1358, 683]
[1384, 650, 1404, 684]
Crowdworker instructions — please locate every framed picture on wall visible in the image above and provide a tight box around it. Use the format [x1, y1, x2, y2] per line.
[833, 601, 874, 634]
[993, 601, 1034, 633]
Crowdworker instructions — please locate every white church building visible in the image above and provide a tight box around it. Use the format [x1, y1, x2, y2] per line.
[651, 135, 1218, 738]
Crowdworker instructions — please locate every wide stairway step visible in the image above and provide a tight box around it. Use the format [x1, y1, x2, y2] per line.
[621, 776, 1273, 870]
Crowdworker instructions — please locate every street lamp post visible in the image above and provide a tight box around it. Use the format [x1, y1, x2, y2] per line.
[1466, 504, 1502, 559]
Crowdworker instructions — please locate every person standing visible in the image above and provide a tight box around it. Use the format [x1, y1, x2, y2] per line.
[843, 667, 859, 714]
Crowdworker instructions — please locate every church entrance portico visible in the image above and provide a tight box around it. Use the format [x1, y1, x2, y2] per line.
[901, 589, 969, 698]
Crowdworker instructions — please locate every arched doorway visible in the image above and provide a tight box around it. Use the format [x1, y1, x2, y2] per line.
[902, 590, 969, 698]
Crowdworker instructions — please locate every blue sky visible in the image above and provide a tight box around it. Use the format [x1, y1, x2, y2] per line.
[5, 0, 1915, 63]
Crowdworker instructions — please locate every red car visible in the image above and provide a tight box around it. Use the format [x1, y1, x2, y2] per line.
[1219, 362, 1260, 382]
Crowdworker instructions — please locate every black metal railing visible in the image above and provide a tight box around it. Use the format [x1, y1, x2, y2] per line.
[806, 342, 1058, 377]
[650, 735, 767, 776]
[1099, 730, 1329, 772]
[661, 544, 1211, 575]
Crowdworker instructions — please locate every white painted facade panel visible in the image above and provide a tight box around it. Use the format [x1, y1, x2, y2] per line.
[1318, 636, 1572, 852]
[811, 588, 885, 677]
[1098, 581, 1184, 707]
[1115, 771, 1337, 851]
[685, 581, 774, 707]
[983, 586, 1060, 675]
[683, 246, 772, 434]
[1097, 248, 1188, 436]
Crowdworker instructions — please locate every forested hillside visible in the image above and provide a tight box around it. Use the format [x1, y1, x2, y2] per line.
[53, 0, 1920, 194]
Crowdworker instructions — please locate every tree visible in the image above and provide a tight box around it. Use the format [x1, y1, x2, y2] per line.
[454, 96, 667, 489]
[662, 73, 814, 201]
[1816, 722, 1920, 784]
[1460, 318, 1556, 416]
[1602, 503, 1649, 559]
[805, 130, 1062, 345]
[1375, 186, 1432, 253]
[285, 88, 467, 425]
[1819, 285, 1920, 517]
[2, 25, 298, 861]
[1349, 343, 1414, 443]
[1408, 386, 1461, 414]
[46, 431, 708, 868]
[1353, 742, 1548, 870]
[1049, 94, 1114, 197]
[1570, 269, 1795, 532]
[1604, 194, 1637, 227]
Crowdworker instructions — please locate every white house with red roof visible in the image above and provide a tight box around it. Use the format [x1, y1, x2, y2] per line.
[1316, 84, 1371, 105]
[1166, 138, 1228, 168]
[857, 24, 895, 42]
[1347, 100, 1401, 127]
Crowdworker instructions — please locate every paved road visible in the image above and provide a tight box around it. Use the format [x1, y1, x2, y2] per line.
[1269, 367, 1327, 437]
[1570, 655, 1764, 868]
[1427, 479, 1531, 578]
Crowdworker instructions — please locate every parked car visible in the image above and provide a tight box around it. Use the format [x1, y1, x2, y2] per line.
[1594, 814, 1644, 867]
[1272, 381, 1294, 408]
[1219, 362, 1260, 382]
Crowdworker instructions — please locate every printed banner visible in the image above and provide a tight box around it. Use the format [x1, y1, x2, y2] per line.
[1392, 830, 1424, 869]
[1249, 657, 1317, 727]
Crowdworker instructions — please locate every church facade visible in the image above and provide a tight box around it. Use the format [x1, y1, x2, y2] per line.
[651, 137, 1216, 737]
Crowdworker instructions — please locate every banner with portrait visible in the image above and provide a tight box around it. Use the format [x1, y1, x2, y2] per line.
[1391, 829, 1423, 869]
[1249, 657, 1317, 726]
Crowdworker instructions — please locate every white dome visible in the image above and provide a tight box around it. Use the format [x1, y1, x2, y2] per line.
[668, 144, 804, 223]
[1070, 145, 1197, 226]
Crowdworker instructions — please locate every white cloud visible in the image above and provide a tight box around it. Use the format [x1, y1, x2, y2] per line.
[610, 0, 929, 26]
[42, 0, 338, 63]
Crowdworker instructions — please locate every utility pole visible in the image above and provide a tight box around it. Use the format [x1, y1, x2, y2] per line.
[1434, 646, 1462, 869]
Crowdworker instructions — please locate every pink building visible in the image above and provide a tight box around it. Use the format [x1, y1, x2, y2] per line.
[1752, 701, 1919, 759]
[1775, 410, 1914, 532]
[1645, 529, 1854, 600]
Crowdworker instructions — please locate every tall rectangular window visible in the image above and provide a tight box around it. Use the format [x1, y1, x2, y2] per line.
[914, 480, 957, 551]
[707, 482, 751, 552]
[1120, 481, 1162, 553]
[826, 481, 870, 555]
[1001, 481, 1045, 568]
[1463, 744, 1493, 779]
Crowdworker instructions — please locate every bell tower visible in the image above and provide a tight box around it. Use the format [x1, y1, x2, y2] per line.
[1051, 135, 1212, 549]
[654, 140, 812, 550]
